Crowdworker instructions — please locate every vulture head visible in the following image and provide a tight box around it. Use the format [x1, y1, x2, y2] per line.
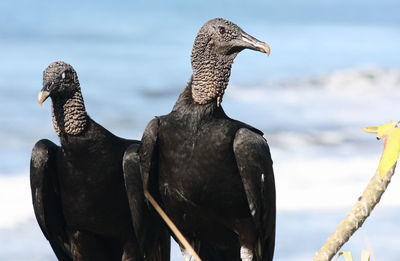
[39, 61, 80, 106]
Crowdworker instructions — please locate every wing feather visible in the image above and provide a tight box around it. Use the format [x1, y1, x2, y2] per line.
[30, 139, 71, 261]
[233, 128, 276, 261]
[123, 122, 170, 261]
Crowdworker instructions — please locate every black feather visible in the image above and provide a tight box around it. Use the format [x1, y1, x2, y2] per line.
[135, 18, 275, 260]
[31, 61, 170, 261]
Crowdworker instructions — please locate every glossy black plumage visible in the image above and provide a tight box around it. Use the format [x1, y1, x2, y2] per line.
[123, 145, 171, 261]
[31, 119, 142, 260]
[31, 139, 72, 261]
[140, 85, 275, 260]
[31, 61, 170, 261]
[136, 18, 276, 261]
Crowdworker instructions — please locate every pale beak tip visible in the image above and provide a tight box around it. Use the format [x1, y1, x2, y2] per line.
[263, 43, 271, 56]
[37, 91, 50, 107]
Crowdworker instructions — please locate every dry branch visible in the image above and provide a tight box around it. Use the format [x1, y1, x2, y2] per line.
[313, 164, 396, 261]
[144, 191, 202, 261]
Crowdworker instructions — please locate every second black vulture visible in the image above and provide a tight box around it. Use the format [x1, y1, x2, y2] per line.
[30, 61, 170, 261]
[134, 18, 276, 261]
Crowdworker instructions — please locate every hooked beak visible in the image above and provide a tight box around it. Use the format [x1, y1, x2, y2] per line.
[240, 31, 271, 56]
[38, 81, 54, 106]
[38, 91, 50, 106]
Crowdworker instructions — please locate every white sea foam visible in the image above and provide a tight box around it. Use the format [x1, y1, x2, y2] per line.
[316, 66, 400, 93]
[0, 172, 34, 229]
[274, 152, 400, 211]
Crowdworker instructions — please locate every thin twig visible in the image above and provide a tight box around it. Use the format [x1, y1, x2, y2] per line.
[144, 191, 202, 261]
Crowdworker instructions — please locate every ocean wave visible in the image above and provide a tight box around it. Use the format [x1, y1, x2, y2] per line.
[267, 128, 369, 148]
[0, 173, 34, 229]
[273, 153, 400, 211]
[230, 65, 400, 97]
[226, 66, 400, 133]
[306, 66, 400, 92]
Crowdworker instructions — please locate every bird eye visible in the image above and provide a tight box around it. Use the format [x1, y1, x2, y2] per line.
[219, 26, 226, 35]
[62, 71, 71, 80]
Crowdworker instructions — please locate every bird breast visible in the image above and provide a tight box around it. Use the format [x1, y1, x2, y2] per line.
[158, 120, 249, 218]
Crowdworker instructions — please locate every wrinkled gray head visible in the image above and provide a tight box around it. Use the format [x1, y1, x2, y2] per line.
[39, 61, 87, 136]
[191, 18, 270, 106]
[39, 61, 80, 105]
[192, 18, 270, 58]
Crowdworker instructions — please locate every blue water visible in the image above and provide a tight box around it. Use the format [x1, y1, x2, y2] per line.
[1, 0, 400, 260]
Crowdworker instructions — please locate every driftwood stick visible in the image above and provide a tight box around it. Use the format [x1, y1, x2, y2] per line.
[144, 191, 202, 261]
[313, 164, 396, 261]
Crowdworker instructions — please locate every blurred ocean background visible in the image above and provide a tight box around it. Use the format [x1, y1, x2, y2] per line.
[1, 0, 400, 260]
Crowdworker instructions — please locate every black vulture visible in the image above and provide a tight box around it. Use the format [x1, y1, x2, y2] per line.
[30, 61, 170, 261]
[132, 18, 276, 261]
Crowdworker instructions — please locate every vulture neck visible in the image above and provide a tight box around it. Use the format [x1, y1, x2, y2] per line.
[172, 78, 228, 127]
[51, 88, 88, 137]
[190, 35, 235, 107]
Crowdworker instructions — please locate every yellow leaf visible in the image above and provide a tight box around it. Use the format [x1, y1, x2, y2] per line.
[377, 124, 395, 139]
[363, 120, 400, 179]
[362, 127, 378, 133]
[378, 128, 400, 178]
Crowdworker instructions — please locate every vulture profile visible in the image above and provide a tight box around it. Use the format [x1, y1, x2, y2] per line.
[30, 61, 170, 261]
[130, 18, 275, 261]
